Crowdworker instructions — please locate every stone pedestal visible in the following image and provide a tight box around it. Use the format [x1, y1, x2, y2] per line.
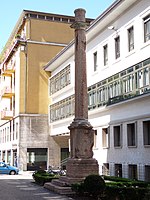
[66, 118, 99, 184]
[44, 8, 99, 194]
[65, 158, 99, 184]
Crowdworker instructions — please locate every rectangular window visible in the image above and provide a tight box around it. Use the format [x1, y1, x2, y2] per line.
[3, 129, 5, 143]
[102, 163, 109, 176]
[93, 51, 98, 71]
[97, 85, 108, 105]
[27, 148, 47, 171]
[94, 130, 98, 148]
[115, 164, 122, 177]
[103, 44, 108, 66]
[128, 164, 137, 179]
[13, 120, 15, 141]
[127, 123, 136, 147]
[144, 14, 150, 42]
[143, 120, 150, 145]
[115, 36, 120, 59]
[145, 165, 150, 182]
[5, 128, 6, 143]
[16, 122, 18, 140]
[128, 26, 134, 51]
[49, 65, 70, 95]
[88, 89, 97, 107]
[114, 125, 121, 147]
[0, 130, 2, 143]
[49, 95, 75, 123]
[7, 127, 9, 142]
[102, 128, 109, 148]
[10, 122, 12, 141]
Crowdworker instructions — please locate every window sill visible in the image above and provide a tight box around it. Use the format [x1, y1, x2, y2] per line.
[144, 145, 150, 148]
[140, 40, 150, 50]
[114, 146, 122, 149]
[101, 64, 109, 71]
[112, 58, 121, 66]
[102, 147, 109, 149]
[125, 50, 136, 58]
[93, 147, 98, 150]
[128, 145, 137, 148]
[92, 70, 98, 76]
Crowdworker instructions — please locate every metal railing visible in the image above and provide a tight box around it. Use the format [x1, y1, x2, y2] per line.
[49, 58, 150, 122]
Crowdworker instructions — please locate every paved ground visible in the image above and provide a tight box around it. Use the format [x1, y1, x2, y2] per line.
[0, 170, 34, 179]
[0, 171, 75, 200]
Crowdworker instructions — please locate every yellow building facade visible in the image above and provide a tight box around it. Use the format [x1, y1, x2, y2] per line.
[0, 10, 76, 170]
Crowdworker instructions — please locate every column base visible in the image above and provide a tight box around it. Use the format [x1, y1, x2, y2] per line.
[64, 158, 99, 185]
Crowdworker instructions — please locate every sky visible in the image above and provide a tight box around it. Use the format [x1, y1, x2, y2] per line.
[0, 0, 114, 52]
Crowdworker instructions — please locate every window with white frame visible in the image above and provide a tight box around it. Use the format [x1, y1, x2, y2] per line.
[128, 26, 134, 51]
[102, 127, 109, 148]
[135, 62, 149, 90]
[3, 129, 4, 143]
[97, 84, 108, 105]
[5, 128, 6, 143]
[102, 163, 109, 176]
[122, 70, 134, 94]
[143, 120, 150, 146]
[115, 164, 122, 177]
[7, 127, 9, 142]
[94, 130, 98, 148]
[49, 95, 75, 122]
[144, 14, 150, 42]
[16, 122, 18, 140]
[10, 122, 12, 141]
[114, 125, 122, 147]
[103, 44, 108, 66]
[0, 130, 2, 143]
[127, 123, 137, 147]
[88, 87, 97, 107]
[13, 120, 15, 141]
[49, 65, 70, 95]
[115, 36, 120, 59]
[93, 51, 98, 71]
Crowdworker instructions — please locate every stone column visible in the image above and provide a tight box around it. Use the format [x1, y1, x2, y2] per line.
[65, 8, 99, 184]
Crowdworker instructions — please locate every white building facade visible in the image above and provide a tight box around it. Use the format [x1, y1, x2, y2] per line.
[44, 0, 150, 181]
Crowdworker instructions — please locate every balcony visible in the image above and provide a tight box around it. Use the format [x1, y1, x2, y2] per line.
[2, 63, 15, 76]
[1, 86, 15, 98]
[49, 58, 150, 123]
[0, 110, 14, 120]
[2, 66, 15, 76]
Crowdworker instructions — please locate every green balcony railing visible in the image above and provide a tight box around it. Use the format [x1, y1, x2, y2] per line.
[49, 58, 150, 122]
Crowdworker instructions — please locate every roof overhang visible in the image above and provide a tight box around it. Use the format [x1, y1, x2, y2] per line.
[43, 0, 140, 72]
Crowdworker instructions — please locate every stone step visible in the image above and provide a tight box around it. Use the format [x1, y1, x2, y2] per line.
[51, 179, 69, 187]
[44, 182, 75, 195]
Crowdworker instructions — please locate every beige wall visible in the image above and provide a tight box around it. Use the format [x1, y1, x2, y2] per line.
[30, 19, 74, 43]
[19, 17, 74, 114]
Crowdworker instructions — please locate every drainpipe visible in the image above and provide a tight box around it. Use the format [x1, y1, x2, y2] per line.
[24, 42, 27, 114]
[20, 41, 27, 114]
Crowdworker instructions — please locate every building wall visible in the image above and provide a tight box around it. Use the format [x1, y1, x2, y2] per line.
[19, 115, 60, 170]
[86, 0, 150, 87]
[19, 17, 74, 114]
[0, 10, 77, 170]
[46, 0, 150, 180]
[30, 19, 74, 44]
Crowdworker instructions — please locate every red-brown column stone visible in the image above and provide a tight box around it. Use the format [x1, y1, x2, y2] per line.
[73, 9, 88, 120]
[65, 8, 99, 184]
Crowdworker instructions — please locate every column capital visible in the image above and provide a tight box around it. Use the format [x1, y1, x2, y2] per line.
[68, 118, 93, 130]
[70, 21, 89, 30]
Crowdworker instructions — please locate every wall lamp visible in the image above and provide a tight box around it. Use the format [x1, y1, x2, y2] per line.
[108, 26, 117, 31]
